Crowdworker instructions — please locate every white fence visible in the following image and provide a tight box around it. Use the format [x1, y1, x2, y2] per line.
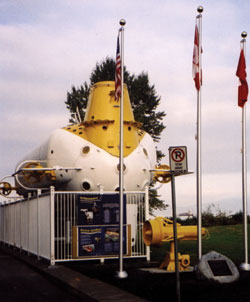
[0, 187, 149, 265]
[0, 192, 52, 260]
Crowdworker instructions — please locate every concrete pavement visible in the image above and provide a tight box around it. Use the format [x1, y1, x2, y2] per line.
[0, 244, 149, 302]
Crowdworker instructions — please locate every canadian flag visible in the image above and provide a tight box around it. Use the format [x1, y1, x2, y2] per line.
[192, 25, 202, 91]
[236, 49, 248, 107]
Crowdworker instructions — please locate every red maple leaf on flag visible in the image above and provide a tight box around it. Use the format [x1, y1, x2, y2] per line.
[236, 49, 248, 107]
[192, 25, 202, 91]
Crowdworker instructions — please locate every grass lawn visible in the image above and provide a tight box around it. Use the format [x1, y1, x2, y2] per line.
[64, 224, 250, 302]
[150, 224, 250, 266]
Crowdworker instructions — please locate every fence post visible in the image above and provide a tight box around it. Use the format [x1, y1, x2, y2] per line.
[37, 189, 41, 260]
[14, 200, 16, 248]
[50, 186, 55, 265]
[7, 203, 10, 247]
[3, 203, 5, 245]
[145, 186, 150, 261]
[27, 193, 31, 256]
[99, 186, 104, 264]
[20, 201, 22, 252]
[1, 205, 4, 244]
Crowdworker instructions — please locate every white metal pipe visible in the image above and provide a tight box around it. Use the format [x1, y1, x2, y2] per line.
[241, 38, 249, 269]
[117, 23, 128, 278]
[196, 12, 203, 260]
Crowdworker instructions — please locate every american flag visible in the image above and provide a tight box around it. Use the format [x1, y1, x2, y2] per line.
[115, 33, 121, 101]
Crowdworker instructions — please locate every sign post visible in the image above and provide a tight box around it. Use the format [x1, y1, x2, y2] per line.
[170, 171, 181, 302]
[169, 146, 188, 302]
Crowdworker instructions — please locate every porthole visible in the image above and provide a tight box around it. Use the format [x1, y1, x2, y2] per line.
[82, 182, 91, 191]
[117, 164, 126, 172]
[82, 146, 90, 154]
[102, 125, 108, 130]
[128, 126, 131, 131]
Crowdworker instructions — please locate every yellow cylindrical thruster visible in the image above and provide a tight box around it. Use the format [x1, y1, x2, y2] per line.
[143, 216, 208, 247]
[143, 217, 209, 272]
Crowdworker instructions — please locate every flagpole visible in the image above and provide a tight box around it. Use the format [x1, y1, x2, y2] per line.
[115, 18, 128, 279]
[196, 5, 203, 261]
[240, 31, 250, 271]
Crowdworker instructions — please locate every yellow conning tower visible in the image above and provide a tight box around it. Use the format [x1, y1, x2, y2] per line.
[63, 81, 145, 157]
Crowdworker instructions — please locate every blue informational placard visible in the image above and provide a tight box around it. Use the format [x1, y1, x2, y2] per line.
[74, 194, 128, 258]
[77, 225, 127, 257]
[77, 194, 126, 225]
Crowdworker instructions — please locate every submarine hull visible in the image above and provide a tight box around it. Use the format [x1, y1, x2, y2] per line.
[15, 128, 157, 195]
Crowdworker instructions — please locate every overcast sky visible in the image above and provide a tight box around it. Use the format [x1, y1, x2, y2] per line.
[1, 0, 250, 216]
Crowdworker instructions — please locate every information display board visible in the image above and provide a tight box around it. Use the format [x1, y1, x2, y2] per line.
[72, 225, 131, 258]
[77, 194, 126, 225]
[72, 194, 129, 259]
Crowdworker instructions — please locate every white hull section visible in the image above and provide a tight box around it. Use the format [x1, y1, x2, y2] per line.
[16, 128, 157, 193]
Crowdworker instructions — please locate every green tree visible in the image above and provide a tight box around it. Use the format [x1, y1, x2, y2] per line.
[65, 57, 167, 212]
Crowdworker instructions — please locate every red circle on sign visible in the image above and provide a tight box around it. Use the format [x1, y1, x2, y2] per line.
[171, 148, 185, 162]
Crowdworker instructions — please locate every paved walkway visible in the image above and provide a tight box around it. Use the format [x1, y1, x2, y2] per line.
[0, 248, 82, 302]
[0, 245, 148, 302]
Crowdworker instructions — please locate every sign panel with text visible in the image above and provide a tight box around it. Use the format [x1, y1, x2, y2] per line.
[72, 225, 131, 258]
[77, 194, 126, 225]
[169, 146, 188, 173]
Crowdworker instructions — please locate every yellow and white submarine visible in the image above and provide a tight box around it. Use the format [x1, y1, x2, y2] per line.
[8, 81, 170, 196]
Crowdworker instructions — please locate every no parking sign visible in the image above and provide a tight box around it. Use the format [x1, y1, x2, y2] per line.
[169, 146, 188, 173]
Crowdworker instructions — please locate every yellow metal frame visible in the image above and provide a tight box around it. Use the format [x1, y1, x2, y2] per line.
[153, 164, 171, 183]
[22, 162, 56, 184]
[0, 182, 17, 196]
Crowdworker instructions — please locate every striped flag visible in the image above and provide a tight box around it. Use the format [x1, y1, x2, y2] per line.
[236, 49, 248, 107]
[115, 32, 121, 101]
[192, 24, 202, 91]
